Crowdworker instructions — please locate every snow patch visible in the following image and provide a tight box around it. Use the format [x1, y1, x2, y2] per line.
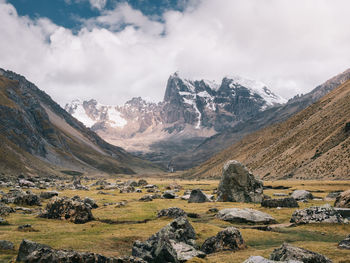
[107, 107, 127, 128]
[71, 104, 96, 128]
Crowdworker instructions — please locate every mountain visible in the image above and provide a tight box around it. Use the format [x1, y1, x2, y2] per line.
[66, 72, 285, 168]
[187, 74, 350, 180]
[0, 69, 161, 178]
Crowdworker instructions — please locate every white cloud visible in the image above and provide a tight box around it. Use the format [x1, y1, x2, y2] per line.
[89, 0, 107, 10]
[0, 0, 350, 106]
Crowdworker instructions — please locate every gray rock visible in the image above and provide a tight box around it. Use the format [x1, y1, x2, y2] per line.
[163, 190, 176, 199]
[338, 234, 350, 249]
[181, 194, 190, 200]
[157, 207, 187, 218]
[244, 256, 302, 263]
[217, 208, 277, 224]
[325, 191, 342, 200]
[273, 193, 289, 197]
[83, 197, 98, 209]
[217, 160, 263, 203]
[0, 240, 14, 250]
[334, 189, 350, 208]
[126, 180, 138, 187]
[0, 203, 15, 216]
[40, 191, 59, 199]
[291, 190, 313, 201]
[132, 217, 205, 262]
[270, 243, 332, 263]
[261, 198, 299, 208]
[138, 179, 148, 186]
[1, 189, 41, 206]
[188, 189, 210, 203]
[290, 205, 344, 224]
[139, 195, 153, 202]
[201, 227, 245, 254]
[19, 179, 35, 188]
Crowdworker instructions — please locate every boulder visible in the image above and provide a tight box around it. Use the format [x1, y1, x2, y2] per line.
[188, 189, 210, 203]
[1, 189, 41, 206]
[83, 197, 98, 209]
[201, 227, 246, 254]
[132, 217, 205, 262]
[163, 190, 176, 199]
[290, 205, 344, 224]
[39, 197, 94, 224]
[261, 198, 299, 208]
[244, 256, 302, 263]
[157, 207, 187, 218]
[40, 191, 59, 199]
[16, 239, 145, 263]
[0, 203, 15, 216]
[338, 234, 350, 249]
[0, 240, 14, 250]
[138, 179, 148, 186]
[126, 180, 138, 187]
[217, 208, 277, 224]
[291, 190, 313, 201]
[270, 243, 332, 263]
[334, 189, 350, 208]
[139, 195, 153, 202]
[19, 179, 35, 188]
[217, 160, 263, 203]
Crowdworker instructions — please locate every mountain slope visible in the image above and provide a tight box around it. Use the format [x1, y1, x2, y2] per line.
[0, 69, 161, 177]
[188, 77, 350, 180]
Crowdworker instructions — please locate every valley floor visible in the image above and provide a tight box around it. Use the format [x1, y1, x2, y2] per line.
[1, 178, 350, 263]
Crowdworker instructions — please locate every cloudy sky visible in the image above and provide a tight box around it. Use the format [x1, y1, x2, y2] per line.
[1, 0, 350, 105]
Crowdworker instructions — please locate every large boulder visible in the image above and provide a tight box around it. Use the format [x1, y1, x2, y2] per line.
[157, 207, 187, 218]
[291, 190, 313, 201]
[217, 160, 263, 203]
[132, 217, 205, 262]
[188, 189, 210, 203]
[217, 208, 277, 224]
[290, 205, 344, 224]
[39, 197, 94, 224]
[201, 227, 246, 254]
[1, 189, 41, 206]
[334, 189, 350, 208]
[0, 240, 14, 250]
[16, 239, 145, 263]
[261, 198, 299, 208]
[244, 256, 302, 263]
[163, 190, 176, 199]
[338, 234, 350, 249]
[270, 243, 332, 263]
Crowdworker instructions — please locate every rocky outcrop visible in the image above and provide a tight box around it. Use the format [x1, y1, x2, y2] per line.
[132, 217, 205, 262]
[217, 160, 264, 203]
[261, 198, 299, 208]
[201, 227, 246, 254]
[16, 239, 145, 262]
[157, 208, 187, 218]
[217, 208, 277, 224]
[39, 197, 94, 224]
[1, 189, 41, 206]
[334, 189, 350, 208]
[188, 189, 210, 203]
[338, 234, 350, 249]
[270, 243, 332, 263]
[290, 205, 344, 224]
[291, 190, 313, 201]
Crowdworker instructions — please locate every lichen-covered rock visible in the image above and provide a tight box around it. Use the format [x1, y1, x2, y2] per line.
[217, 160, 263, 203]
[188, 189, 210, 203]
[201, 227, 246, 254]
[261, 198, 299, 208]
[338, 234, 350, 249]
[217, 208, 277, 224]
[291, 190, 313, 201]
[39, 197, 94, 224]
[16, 239, 145, 262]
[132, 217, 205, 262]
[334, 189, 350, 208]
[270, 243, 332, 263]
[1, 189, 41, 206]
[290, 205, 344, 224]
[157, 207, 187, 218]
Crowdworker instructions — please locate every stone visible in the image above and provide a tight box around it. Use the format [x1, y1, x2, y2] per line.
[16, 239, 145, 263]
[157, 207, 187, 218]
[181, 195, 190, 200]
[201, 227, 246, 254]
[325, 191, 342, 200]
[163, 190, 176, 199]
[334, 208, 350, 219]
[0, 203, 15, 216]
[39, 197, 94, 224]
[1, 189, 41, 206]
[132, 217, 205, 262]
[83, 197, 98, 209]
[126, 180, 138, 187]
[120, 186, 135, 193]
[166, 183, 182, 190]
[273, 193, 289, 197]
[217, 208, 277, 224]
[139, 195, 153, 202]
[19, 179, 35, 188]
[188, 189, 210, 203]
[244, 256, 302, 263]
[0, 240, 14, 250]
[40, 191, 59, 199]
[18, 224, 37, 232]
[138, 179, 148, 186]
[338, 234, 350, 249]
[290, 205, 344, 224]
[217, 160, 263, 203]
[291, 190, 313, 201]
[261, 198, 299, 208]
[270, 243, 332, 263]
[334, 189, 350, 208]
[208, 208, 219, 213]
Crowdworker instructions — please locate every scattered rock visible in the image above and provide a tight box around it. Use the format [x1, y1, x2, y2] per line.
[0, 240, 14, 250]
[132, 217, 205, 262]
[291, 190, 313, 201]
[217, 160, 264, 203]
[334, 189, 350, 208]
[97, 191, 115, 196]
[163, 190, 176, 199]
[181, 195, 190, 200]
[139, 195, 153, 202]
[338, 234, 350, 249]
[217, 208, 277, 224]
[0, 203, 15, 216]
[187, 213, 200, 218]
[244, 256, 302, 263]
[14, 207, 33, 214]
[325, 191, 342, 200]
[273, 193, 289, 197]
[120, 186, 136, 193]
[18, 224, 37, 232]
[261, 198, 299, 208]
[290, 205, 344, 224]
[201, 227, 246, 254]
[116, 201, 127, 208]
[157, 207, 187, 218]
[138, 179, 148, 187]
[166, 183, 182, 190]
[40, 191, 59, 199]
[126, 180, 138, 187]
[1, 189, 41, 206]
[188, 189, 210, 203]
[208, 208, 219, 213]
[83, 197, 98, 209]
[19, 179, 35, 188]
[270, 243, 332, 263]
[39, 197, 94, 224]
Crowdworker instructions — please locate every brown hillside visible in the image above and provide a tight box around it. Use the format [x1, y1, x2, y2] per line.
[188, 79, 350, 180]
